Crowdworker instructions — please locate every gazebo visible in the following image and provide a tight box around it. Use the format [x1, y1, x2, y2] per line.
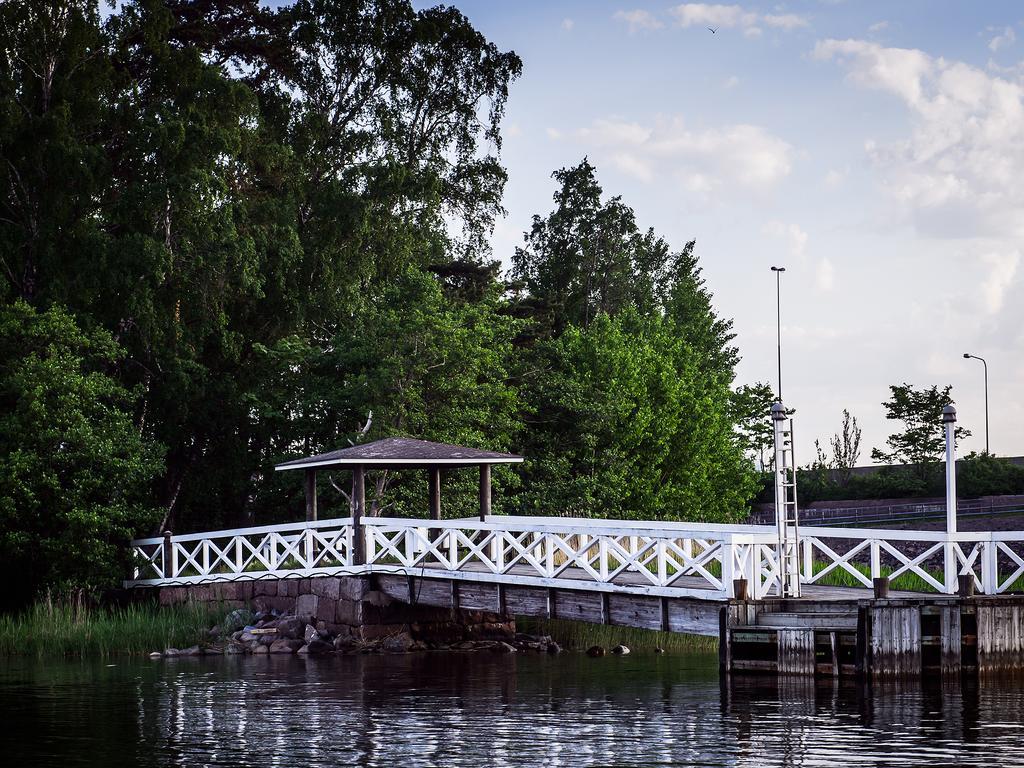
[274, 437, 523, 530]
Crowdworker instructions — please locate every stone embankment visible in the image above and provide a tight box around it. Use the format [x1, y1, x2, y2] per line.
[152, 575, 563, 657]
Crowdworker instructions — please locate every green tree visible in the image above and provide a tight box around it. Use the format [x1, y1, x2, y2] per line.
[0, 302, 162, 607]
[829, 408, 862, 485]
[255, 267, 521, 521]
[871, 384, 970, 472]
[730, 382, 776, 471]
[518, 311, 755, 522]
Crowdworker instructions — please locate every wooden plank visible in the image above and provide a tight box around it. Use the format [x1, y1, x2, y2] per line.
[456, 582, 495, 611]
[503, 585, 548, 617]
[669, 600, 721, 636]
[551, 591, 604, 623]
[609, 594, 663, 631]
[778, 629, 815, 675]
[940, 604, 961, 676]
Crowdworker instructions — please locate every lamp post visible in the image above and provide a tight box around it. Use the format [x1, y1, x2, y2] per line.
[963, 353, 989, 454]
[770, 266, 785, 401]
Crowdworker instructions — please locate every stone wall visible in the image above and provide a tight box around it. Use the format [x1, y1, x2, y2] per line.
[158, 576, 516, 647]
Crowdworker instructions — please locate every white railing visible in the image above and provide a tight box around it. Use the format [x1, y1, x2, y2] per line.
[126, 518, 355, 586]
[799, 526, 1024, 595]
[125, 516, 1024, 598]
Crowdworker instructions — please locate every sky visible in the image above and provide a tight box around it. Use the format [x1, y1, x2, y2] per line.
[422, 0, 1024, 464]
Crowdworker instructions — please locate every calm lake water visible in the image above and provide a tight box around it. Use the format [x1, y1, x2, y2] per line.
[3, 652, 1024, 767]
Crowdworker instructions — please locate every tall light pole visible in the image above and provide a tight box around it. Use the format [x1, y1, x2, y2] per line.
[963, 352, 989, 454]
[770, 266, 785, 401]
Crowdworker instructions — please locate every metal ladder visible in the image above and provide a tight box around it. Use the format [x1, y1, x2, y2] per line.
[772, 404, 801, 597]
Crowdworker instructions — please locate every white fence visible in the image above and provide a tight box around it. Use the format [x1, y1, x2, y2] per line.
[126, 516, 1024, 599]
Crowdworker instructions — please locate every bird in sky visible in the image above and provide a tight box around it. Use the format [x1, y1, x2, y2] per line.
[708, 27, 717, 33]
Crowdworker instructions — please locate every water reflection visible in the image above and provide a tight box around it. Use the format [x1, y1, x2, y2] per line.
[3, 653, 1024, 767]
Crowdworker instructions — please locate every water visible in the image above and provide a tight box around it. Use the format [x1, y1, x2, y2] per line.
[3, 652, 1024, 767]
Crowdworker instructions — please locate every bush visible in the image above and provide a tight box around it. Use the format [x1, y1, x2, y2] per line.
[0, 302, 163, 608]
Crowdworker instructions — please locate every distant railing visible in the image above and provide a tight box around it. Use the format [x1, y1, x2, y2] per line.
[750, 500, 1024, 526]
[126, 516, 1024, 598]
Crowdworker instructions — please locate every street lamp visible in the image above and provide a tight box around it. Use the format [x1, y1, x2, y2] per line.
[963, 353, 989, 454]
[770, 266, 785, 401]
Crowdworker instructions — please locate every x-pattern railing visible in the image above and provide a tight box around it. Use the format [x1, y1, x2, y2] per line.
[126, 516, 1024, 598]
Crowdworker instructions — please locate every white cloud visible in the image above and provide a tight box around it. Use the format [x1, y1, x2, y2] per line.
[545, 127, 562, 140]
[868, 20, 889, 33]
[816, 257, 835, 291]
[814, 38, 1024, 240]
[505, 122, 522, 138]
[564, 116, 794, 194]
[980, 251, 1020, 312]
[765, 221, 808, 259]
[824, 168, 847, 187]
[613, 9, 664, 33]
[989, 26, 1016, 52]
[561, 18, 575, 31]
[669, 4, 808, 33]
[723, 74, 740, 89]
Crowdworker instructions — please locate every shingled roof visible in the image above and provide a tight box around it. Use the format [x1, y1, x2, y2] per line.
[274, 437, 523, 471]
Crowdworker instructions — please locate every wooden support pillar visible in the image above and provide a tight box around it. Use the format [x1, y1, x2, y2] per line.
[429, 467, 441, 520]
[353, 465, 366, 565]
[479, 463, 491, 521]
[304, 468, 317, 522]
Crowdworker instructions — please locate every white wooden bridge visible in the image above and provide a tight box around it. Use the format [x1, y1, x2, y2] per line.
[125, 513, 1024, 600]
[127, 425, 1024, 677]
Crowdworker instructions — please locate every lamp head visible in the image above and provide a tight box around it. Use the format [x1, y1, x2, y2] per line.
[963, 353, 971, 359]
[771, 266, 785, 272]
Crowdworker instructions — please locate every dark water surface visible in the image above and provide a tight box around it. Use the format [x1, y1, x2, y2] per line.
[3, 652, 1024, 767]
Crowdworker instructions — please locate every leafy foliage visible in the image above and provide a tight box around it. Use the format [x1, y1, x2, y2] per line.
[0, 303, 162, 607]
[871, 383, 970, 473]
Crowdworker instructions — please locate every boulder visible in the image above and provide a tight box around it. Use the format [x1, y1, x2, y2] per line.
[654, 647, 666, 654]
[546, 642, 562, 655]
[253, 644, 269, 654]
[333, 634, 358, 651]
[611, 645, 630, 655]
[306, 638, 333, 655]
[586, 646, 606, 657]
[277, 617, 304, 640]
[225, 643, 246, 655]
[303, 624, 319, 644]
[222, 608, 254, 634]
[269, 638, 302, 654]
[163, 647, 181, 657]
[491, 642, 517, 654]
[381, 632, 415, 653]
[148, 651, 162, 659]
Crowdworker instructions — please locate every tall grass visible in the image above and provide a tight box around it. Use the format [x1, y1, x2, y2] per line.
[0, 595, 230, 658]
[518, 617, 716, 653]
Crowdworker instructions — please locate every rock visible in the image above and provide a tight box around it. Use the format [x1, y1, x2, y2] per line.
[491, 642, 517, 654]
[296, 643, 310, 655]
[381, 632, 415, 653]
[333, 634, 358, 651]
[181, 646, 203, 656]
[654, 647, 666, 654]
[546, 642, 562, 655]
[586, 646, 606, 657]
[295, 593, 319, 622]
[611, 645, 630, 655]
[222, 608, 254, 634]
[163, 648, 181, 657]
[303, 624, 319, 644]
[225, 643, 246, 655]
[277, 617, 304, 641]
[306, 638, 333, 655]
[253, 644, 269, 655]
[148, 651, 162, 658]
[269, 638, 301, 654]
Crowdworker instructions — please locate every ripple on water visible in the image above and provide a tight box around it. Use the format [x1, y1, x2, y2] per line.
[2, 653, 1024, 767]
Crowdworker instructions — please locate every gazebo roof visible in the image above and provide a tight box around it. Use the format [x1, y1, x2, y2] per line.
[274, 437, 524, 471]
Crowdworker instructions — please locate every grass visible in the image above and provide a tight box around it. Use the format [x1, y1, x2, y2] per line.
[518, 617, 716, 653]
[0, 595, 232, 658]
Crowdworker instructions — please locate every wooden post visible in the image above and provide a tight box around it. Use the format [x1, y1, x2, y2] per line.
[162, 530, 173, 579]
[873, 577, 889, 599]
[353, 465, 366, 565]
[429, 467, 441, 520]
[304, 469, 317, 522]
[479, 463, 491, 521]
